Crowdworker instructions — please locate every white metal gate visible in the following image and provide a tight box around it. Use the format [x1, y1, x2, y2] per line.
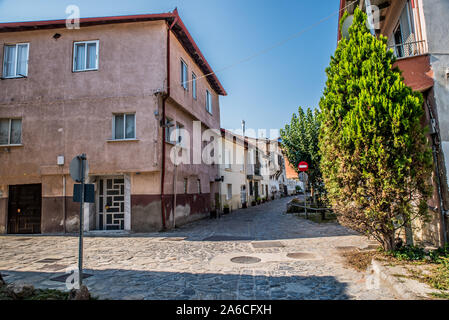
[97, 176, 125, 230]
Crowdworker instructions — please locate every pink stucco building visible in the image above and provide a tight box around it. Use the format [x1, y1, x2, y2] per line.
[0, 9, 226, 234]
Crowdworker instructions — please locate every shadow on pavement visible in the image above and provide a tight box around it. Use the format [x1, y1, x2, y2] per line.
[0, 268, 352, 300]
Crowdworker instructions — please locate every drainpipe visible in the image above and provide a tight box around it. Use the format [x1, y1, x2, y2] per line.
[160, 14, 178, 230]
[172, 144, 180, 228]
[426, 99, 448, 245]
[63, 175, 66, 233]
[242, 120, 249, 206]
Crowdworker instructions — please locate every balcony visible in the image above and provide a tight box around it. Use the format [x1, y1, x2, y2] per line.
[387, 40, 433, 92]
[388, 40, 427, 59]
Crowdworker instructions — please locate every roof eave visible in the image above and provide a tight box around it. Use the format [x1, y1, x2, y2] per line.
[0, 10, 227, 96]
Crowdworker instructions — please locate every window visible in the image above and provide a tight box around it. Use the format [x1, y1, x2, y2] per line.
[197, 179, 201, 194]
[181, 59, 188, 90]
[165, 117, 175, 143]
[113, 113, 135, 140]
[0, 119, 22, 145]
[3, 43, 29, 78]
[206, 90, 213, 114]
[391, 1, 415, 58]
[176, 122, 184, 146]
[225, 149, 231, 169]
[227, 184, 232, 200]
[192, 72, 197, 99]
[73, 40, 99, 72]
[184, 178, 188, 194]
[236, 148, 245, 171]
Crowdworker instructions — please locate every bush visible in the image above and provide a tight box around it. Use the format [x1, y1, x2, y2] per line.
[429, 244, 449, 263]
[387, 245, 426, 261]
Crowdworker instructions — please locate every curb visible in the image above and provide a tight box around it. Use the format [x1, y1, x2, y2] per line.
[371, 259, 433, 300]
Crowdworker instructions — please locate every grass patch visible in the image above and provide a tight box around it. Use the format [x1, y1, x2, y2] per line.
[375, 245, 449, 298]
[0, 285, 71, 300]
[25, 289, 71, 300]
[380, 245, 449, 292]
[340, 250, 379, 271]
[338, 244, 449, 299]
[429, 291, 449, 300]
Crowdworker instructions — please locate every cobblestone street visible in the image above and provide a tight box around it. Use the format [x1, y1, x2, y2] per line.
[0, 197, 397, 300]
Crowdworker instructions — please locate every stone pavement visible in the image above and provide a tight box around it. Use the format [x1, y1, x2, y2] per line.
[0, 196, 398, 300]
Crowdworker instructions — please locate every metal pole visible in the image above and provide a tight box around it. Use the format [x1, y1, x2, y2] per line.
[304, 182, 308, 219]
[78, 153, 86, 288]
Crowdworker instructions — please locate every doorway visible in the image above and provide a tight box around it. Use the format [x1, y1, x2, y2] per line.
[8, 184, 42, 234]
[97, 177, 125, 230]
[254, 181, 259, 200]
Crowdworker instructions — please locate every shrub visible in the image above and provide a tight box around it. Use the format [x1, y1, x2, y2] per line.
[319, 8, 433, 250]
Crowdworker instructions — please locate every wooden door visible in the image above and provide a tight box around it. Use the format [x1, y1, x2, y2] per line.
[8, 184, 42, 234]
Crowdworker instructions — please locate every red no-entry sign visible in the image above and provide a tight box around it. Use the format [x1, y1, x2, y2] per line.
[298, 161, 309, 172]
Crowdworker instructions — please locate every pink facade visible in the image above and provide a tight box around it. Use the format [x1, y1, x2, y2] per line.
[0, 11, 225, 234]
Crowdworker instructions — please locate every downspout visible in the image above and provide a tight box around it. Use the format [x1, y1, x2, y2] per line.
[242, 120, 249, 207]
[414, 0, 426, 54]
[338, 0, 346, 41]
[426, 99, 448, 245]
[63, 174, 66, 233]
[172, 156, 178, 228]
[160, 15, 178, 230]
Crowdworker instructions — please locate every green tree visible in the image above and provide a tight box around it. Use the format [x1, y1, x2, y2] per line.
[280, 107, 323, 200]
[319, 8, 433, 251]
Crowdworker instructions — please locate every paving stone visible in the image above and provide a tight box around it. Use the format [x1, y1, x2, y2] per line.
[0, 197, 396, 300]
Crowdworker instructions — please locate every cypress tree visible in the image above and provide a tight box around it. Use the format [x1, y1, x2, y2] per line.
[319, 8, 433, 250]
[281, 107, 323, 201]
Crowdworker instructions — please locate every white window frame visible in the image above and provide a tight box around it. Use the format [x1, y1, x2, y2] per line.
[206, 90, 213, 114]
[225, 148, 231, 169]
[175, 122, 187, 148]
[165, 117, 176, 144]
[192, 72, 197, 99]
[227, 184, 232, 200]
[181, 59, 188, 91]
[0, 118, 22, 146]
[2, 43, 29, 78]
[112, 113, 136, 140]
[73, 40, 99, 72]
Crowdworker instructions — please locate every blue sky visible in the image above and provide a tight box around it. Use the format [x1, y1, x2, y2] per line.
[0, 0, 340, 136]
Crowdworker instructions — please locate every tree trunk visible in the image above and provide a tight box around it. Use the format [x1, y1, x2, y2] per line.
[405, 221, 414, 246]
[311, 185, 316, 204]
[381, 233, 395, 251]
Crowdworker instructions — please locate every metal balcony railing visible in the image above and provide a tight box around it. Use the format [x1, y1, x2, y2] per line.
[388, 40, 427, 59]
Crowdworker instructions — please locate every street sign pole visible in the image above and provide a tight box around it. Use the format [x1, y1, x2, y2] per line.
[78, 154, 86, 288]
[304, 183, 308, 219]
[298, 162, 309, 219]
